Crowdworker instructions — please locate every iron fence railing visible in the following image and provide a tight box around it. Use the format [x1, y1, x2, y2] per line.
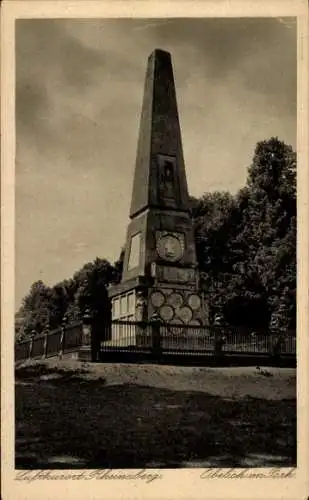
[63, 322, 83, 353]
[15, 322, 84, 363]
[102, 321, 153, 352]
[104, 322, 296, 356]
[15, 320, 296, 363]
[31, 335, 46, 359]
[15, 340, 31, 362]
[46, 327, 62, 358]
[159, 324, 214, 355]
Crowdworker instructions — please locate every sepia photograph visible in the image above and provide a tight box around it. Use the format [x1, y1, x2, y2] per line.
[12, 16, 299, 472]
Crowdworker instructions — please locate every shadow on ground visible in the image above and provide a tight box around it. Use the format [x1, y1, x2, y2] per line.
[15, 365, 296, 469]
[15, 363, 91, 381]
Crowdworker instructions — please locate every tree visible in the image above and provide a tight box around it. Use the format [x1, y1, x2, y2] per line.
[243, 137, 296, 327]
[112, 247, 125, 284]
[194, 191, 237, 273]
[73, 257, 115, 316]
[17, 280, 53, 337]
[193, 137, 296, 330]
[193, 191, 243, 320]
[74, 258, 113, 358]
[15, 257, 118, 337]
[48, 279, 75, 328]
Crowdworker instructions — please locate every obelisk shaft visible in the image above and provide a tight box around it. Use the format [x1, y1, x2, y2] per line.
[130, 49, 190, 219]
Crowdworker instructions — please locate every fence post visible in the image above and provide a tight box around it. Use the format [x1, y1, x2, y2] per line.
[213, 324, 225, 365]
[270, 331, 283, 366]
[151, 314, 162, 362]
[29, 337, 33, 360]
[79, 310, 93, 362]
[28, 329, 36, 360]
[43, 331, 48, 359]
[59, 317, 67, 359]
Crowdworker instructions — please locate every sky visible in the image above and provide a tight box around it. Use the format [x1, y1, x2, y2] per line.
[15, 17, 296, 308]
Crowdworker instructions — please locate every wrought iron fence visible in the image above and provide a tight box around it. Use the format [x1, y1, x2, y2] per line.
[15, 319, 296, 364]
[46, 327, 62, 358]
[63, 322, 83, 353]
[101, 321, 153, 353]
[15, 340, 31, 362]
[15, 322, 84, 363]
[159, 324, 214, 355]
[220, 328, 271, 353]
[102, 321, 296, 357]
[31, 334, 46, 359]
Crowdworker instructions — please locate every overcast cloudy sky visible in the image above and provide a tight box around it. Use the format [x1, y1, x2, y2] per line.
[15, 17, 296, 307]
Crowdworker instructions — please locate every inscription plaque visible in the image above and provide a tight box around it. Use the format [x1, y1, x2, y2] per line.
[156, 265, 196, 283]
[128, 232, 141, 270]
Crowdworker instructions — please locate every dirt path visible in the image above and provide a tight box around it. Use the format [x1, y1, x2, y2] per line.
[17, 359, 296, 400]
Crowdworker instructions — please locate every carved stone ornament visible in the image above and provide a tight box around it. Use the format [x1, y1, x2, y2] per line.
[150, 290, 165, 308]
[156, 232, 184, 263]
[135, 290, 147, 321]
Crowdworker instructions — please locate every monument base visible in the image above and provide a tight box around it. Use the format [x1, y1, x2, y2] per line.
[108, 275, 209, 327]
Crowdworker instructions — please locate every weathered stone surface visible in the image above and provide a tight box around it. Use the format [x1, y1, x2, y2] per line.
[129, 49, 189, 218]
[148, 287, 209, 325]
[109, 49, 208, 325]
[121, 208, 198, 282]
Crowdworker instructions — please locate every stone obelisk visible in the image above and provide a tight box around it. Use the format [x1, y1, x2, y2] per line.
[108, 49, 208, 328]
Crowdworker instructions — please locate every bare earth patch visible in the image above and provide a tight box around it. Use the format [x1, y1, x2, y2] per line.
[15, 360, 296, 468]
[17, 358, 296, 399]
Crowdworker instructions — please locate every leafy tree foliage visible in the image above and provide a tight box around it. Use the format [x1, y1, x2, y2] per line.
[194, 137, 296, 329]
[73, 258, 115, 313]
[113, 247, 125, 285]
[16, 281, 53, 339]
[15, 259, 117, 340]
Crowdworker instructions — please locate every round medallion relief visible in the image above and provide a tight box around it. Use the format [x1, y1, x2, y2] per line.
[150, 291, 165, 308]
[167, 292, 183, 308]
[177, 306, 193, 324]
[159, 305, 174, 322]
[188, 294, 201, 311]
[156, 234, 184, 263]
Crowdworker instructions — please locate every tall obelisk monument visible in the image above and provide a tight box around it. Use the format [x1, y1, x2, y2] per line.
[108, 49, 208, 327]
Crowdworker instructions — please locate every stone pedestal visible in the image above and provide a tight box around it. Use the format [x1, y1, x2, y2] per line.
[78, 345, 92, 361]
[77, 316, 92, 362]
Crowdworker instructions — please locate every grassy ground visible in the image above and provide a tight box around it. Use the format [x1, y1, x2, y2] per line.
[15, 360, 296, 468]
